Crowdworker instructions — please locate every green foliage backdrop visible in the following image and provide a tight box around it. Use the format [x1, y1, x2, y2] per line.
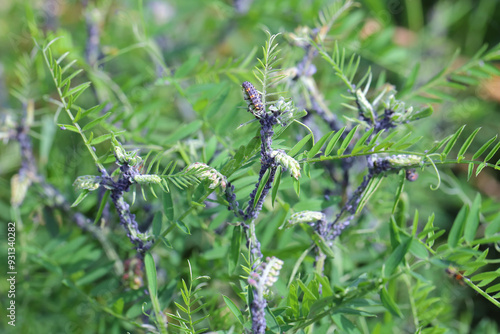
[1, 0, 500, 333]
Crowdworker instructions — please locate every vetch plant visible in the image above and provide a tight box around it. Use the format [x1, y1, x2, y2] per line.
[3, 1, 500, 333]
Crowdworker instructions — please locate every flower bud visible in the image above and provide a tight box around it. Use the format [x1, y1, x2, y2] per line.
[271, 150, 301, 180]
[73, 175, 100, 191]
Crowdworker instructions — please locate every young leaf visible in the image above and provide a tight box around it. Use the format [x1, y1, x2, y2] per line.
[379, 287, 403, 318]
[58, 124, 80, 133]
[472, 135, 498, 160]
[448, 205, 469, 248]
[289, 134, 312, 157]
[223, 296, 244, 324]
[71, 190, 90, 207]
[253, 169, 271, 209]
[93, 190, 110, 225]
[228, 226, 242, 274]
[293, 178, 300, 197]
[64, 81, 91, 98]
[383, 236, 412, 277]
[484, 141, 500, 162]
[356, 174, 384, 214]
[351, 127, 374, 154]
[271, 166, 282, 207]
[144, 252, 158, 297]
[400, 63, 420, 95]
[441, 125, 465, 159]
[337, 125, 359, 156]
[174, 54, 201, 79]
[152, 212, 163, 238]
[475, 162, 487, 176]
[457, 127, 481, 161]
[464, 194, 481, 243]
[467, 162, 474, 181]
[308, 131, 334, 158]
[163, 191, 174, 221]
[176, 220, 191, 234]
[163, 120, 203, 145]
[81, 112, 112, 132]
[325, 127, 346, 156]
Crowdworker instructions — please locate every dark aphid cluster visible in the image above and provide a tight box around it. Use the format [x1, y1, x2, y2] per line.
[242, 81, 264, 114]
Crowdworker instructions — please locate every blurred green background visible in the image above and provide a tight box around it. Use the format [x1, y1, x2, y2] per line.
[1, 0, 500, 333]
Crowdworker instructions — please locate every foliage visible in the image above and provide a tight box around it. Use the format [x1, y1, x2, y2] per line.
[1, 0, 500, 333]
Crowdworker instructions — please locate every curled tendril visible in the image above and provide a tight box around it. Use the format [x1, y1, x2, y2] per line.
[425, 154, 441, 190]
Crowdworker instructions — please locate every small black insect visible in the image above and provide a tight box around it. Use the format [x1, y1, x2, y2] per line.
[242, 81, 264, 112]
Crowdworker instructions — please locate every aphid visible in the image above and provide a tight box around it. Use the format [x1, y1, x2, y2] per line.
[406, 169, 418, 182]
[242, 81, 264, 113]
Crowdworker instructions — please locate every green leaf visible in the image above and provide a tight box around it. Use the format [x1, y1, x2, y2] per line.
[75, 265, 112, 286]
[176, 220, 190, 234]
[392, 171, 406, 215]
[162, 191, 174, 221]
[427, 133, 453, 155]
[112, 298, 124, 315]
[63, 81, 91, 98]
[467, 162, 474, 181]
[175, 54, 201, 78]
[93, 190, 110, 225]
[379, 287, 402, 317]
[81, 112, 112, 132]
[325, 127, 346, 156]
[293, 178, 300, 197]
[351, 127, 374, 154]
[400, 63, 420, 94]
[484, 141, 500, 162]
[441, 125, 465, 159]
[223, 295, 244, 324]
[485, 283, 500, 294]
[265, 306, 281, 332]
[144, 252, 158, 297]
[297, 279, 317, 302]
[383, 236, 412, 277]
[71, 190, 90, 207]
[472, 135, 498, 160]
[408, 106, 433, 121]
[58, 124, 80, 133]
[271, 166, 282, 207]
[228, 226, 242, 274]
[338, 125, 359, 156]
[90, 133, 113, 145]
[289, 134, 312, 157]
[464, 194, 481, 243]
[475, 162, 487, 176]
[40, 117, 56, 164]
[312, 233, 336, 258]
[470, 271, 500, 282]
[163, 120, 203, 145]
[457, 127, 481, 161]
[447, 205, 468, 248]
[206, 84, 230, 118]
[356, 174, 384, 214]
[308, 131, 333, 158]
[253, 169, 271, 209]
[61, 69, 83, 90]
[287, 282, 300, 318]
[485, 214, 500, 237]
[152, 212, 163, 238]
[80, 104, 106, 121]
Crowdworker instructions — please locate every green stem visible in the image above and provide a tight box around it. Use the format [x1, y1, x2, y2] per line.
[40, 43, 105, 171]
[464, 278, 500, 308]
